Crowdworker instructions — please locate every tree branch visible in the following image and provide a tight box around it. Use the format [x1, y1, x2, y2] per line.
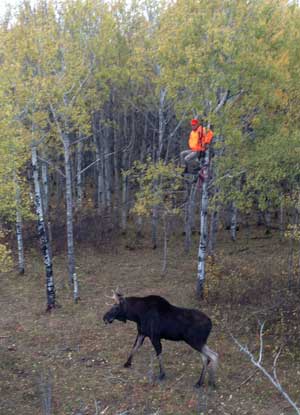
[231, 324, 300, 415]
[37, 156, 66, 178]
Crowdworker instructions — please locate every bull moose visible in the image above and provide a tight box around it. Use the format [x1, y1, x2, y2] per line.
[103, 291, 218, 388]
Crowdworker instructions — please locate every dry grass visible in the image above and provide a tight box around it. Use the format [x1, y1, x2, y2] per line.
[1, 226, 300, 415]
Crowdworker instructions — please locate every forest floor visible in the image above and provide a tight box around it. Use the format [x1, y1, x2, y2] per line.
[1, 224, 300, 415]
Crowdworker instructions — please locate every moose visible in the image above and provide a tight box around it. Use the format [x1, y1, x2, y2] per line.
[103, 291, 218, 388]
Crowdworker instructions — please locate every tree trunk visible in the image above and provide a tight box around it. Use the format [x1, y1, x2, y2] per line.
[208, 207, 219, 256]
[63, 133, 79, 302]
[151, 205, 159, 249]
[41, 159, 49, 217]
[230, 202, 238, 241]
[93, 125, 105, 214]
[279, 195, 285, 241]
[121, 150, 129, 234]
[31, 145, 55, 311]
[162, 214, 169, 275]
[113, 117, 120, 228]
[157, 87, 167, 160]
[288, 208, 298, 290]
[104, 124, 112, 215]
[14, 172, 25, 275]
[40, 157, 52, 262]
[184, 182, 197, 253]
[76, 138, 83, 210]
[196, 149, 210, 298]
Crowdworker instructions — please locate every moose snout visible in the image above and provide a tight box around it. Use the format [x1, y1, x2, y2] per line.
[103, 314, 113, 324]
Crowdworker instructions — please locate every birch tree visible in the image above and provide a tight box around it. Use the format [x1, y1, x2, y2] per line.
[31, 144, 56, 311]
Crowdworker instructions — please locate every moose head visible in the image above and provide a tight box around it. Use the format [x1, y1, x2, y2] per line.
[103, 290, 127, 324]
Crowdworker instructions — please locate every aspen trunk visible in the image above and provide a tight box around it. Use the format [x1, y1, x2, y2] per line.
[63, 133, 79, 302]
[157, 87, 167, 160]
[121, 151, 129, 233]
[288, 209, 298, 290]
[152, 205, 159, 249]
[41, 160, 49, 216]
[208, 208, 219, 256]
[76, 139, 83, 210]
[264, 207, 272, 234]
[40, 158, 52, 262]
[184, 182, 197, 253]
[136, 215, 143, 238]
[113, 119, 120, 228]
[31, 146, 55, 311]
[196, 149, 210, 298]
[208, 166, 219, 256]
[93, 131, 105, 214]
[14, 172, 25, 274]
[151, 85, 167, 249]
[162, 214, 168, 275]
[279, 196, 285, 241]
[104, 126, 112, 214]
[230, 202, 237, 241]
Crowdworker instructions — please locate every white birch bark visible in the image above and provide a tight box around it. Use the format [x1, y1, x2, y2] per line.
[41, 160, 49, 217]
[76, 138, 83, 210]
[14, 172, 25, 274]
[31, 145, 55, 310]
[151, 82, 167, 249]
[157, 86, 167, 160]
[162, 214, 168, 274]
[93, 131, 105, 214]
[196, 148, 210, 298]
[113, 116, 120, 228]
[104, 126, 112, 213]
[63, 133, 79, 302]
[121, 151, 129, 233]
[40, 157, 53, 262]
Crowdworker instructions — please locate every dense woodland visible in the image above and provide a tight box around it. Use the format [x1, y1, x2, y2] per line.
[1, 0, 300, 413]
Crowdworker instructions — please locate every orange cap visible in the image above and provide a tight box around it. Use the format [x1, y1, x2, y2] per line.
[190, 119, 199, 126]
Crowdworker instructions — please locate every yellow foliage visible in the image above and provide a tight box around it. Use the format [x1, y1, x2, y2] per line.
[0, 231, 13, 273]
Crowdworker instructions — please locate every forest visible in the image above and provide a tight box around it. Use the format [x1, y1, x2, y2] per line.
[1, 0, 300, 414]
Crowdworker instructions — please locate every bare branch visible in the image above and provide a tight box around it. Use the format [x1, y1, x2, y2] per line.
[214, 89, 229, 114]
[258, 321, 265, 364]
[231, 325, 300, 415]
[37, 156, 65, 178]
[69, 55, 95, 108]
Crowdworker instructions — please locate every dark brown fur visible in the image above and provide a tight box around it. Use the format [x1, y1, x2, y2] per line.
[103, 293, 218, 387]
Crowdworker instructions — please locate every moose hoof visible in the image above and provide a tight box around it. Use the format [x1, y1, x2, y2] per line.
[208, 380, 216, 389]
[124, 361, 131, 368]
[158, 373, 166, 381]
[194, 382, 203, 389]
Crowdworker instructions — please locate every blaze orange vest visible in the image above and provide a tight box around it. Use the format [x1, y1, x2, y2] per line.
[188, 126, 213, 151]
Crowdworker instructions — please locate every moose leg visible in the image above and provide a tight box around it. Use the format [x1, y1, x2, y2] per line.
[124, 334, 145, 368]
[150, 338, 165, 380]
[195, 346, 218, 388]
[202, 345, 218, 387]
[195, 353, 209, 388]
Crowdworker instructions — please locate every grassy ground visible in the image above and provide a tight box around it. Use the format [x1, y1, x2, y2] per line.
[1, 225, 300, 415]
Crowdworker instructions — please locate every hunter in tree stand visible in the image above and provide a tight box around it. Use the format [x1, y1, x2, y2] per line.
[180, 118, 214, 175]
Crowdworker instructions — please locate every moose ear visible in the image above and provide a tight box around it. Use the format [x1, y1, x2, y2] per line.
[113, 289, 124, 304]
